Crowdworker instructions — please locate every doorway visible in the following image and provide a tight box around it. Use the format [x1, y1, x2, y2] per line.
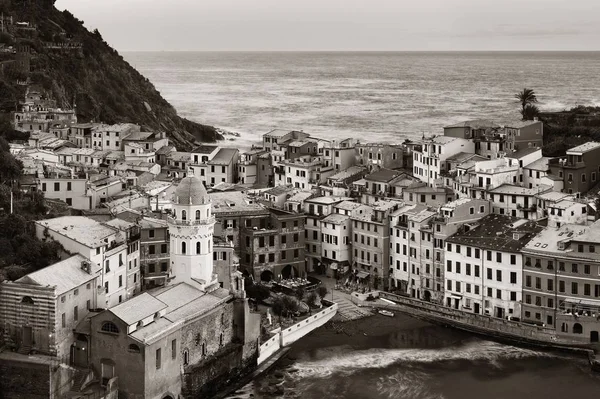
[474, 303, 480, 314]
[21, 326, 32, 347]
[591, 331, 599, 343]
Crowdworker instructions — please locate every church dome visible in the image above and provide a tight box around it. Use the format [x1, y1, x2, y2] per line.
[173, 175, 209, 205]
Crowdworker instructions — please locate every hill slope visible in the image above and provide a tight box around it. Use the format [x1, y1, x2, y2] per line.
[0, 0, 222, 149]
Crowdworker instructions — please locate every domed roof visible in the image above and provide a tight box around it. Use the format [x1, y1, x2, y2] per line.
[173, 175, 209, 205]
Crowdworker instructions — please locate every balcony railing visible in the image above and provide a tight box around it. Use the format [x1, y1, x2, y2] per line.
[167, 216, 216, 226]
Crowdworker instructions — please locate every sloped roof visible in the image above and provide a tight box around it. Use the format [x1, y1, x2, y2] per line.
[109, 292, 168, 325]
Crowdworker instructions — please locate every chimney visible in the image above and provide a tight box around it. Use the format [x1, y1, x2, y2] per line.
[81, 261, 90, 274]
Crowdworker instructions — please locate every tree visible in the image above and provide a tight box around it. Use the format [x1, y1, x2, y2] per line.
[317, 286, 328, 300]
[294, 287, 305, 301]
[515, 88, 539, 120]
[246, 283, 270, 302]
[521, 104, 540, 121]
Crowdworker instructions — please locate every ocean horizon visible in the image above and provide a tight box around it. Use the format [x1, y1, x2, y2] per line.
[123, 51, 600, 149]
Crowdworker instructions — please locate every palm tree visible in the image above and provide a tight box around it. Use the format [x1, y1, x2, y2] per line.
[515, 88, 539, 120]
[520, 104, 540, 121]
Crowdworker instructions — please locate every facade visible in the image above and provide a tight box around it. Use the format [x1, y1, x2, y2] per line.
[521, 222, 600, 343]
[554, 142, 600, 195]
[35, 216, 131, 307]
[351, 200, 401, 290]
[239, 208, 306, 281]
[355, 143, 404, 171]
[413, 136, 475, 186]
[0, 255, 102, 364]
[444, 214, 543, 319]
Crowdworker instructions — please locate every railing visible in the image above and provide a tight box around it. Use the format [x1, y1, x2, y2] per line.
[167, 216, 216, 226]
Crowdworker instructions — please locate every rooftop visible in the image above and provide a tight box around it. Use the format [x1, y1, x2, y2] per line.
[328, 166, 366, 182]
[103, 218, 136, 231]
[15, 254, 100, 296]
[191, 145, 218, 154]
[441, 197, 477, 210]
[173, 175, 209, 205]
[264, 129, 294, 138]
[287, 191, 314, 203]
[306, 196, 352, 205]
[523, 221, 600, 259]
[446, 152, 482, 163]
[365, 168, 402, 183]
[264, 185, 295, 197]
[550, 199, 580, 210]
[447, 214, 543, 253]
[566, 142, 600, 154]
[422, 136, 464, 145]
[489, 184, 551, 196]
[209, 191, 266, 214]
[209, 148, 238, 165]
[167, 152, 192, 162]
[156, 145, 176, 155]
[110, 293, 167, 326]
[37, 216, 117, 248]
[321, 213, 350, 225]
[508, 147, 541, 159]
[503, 120, 541, 129]
[123, 131, 155, 141]
[523, 157, 550, 171]
[536, 191, 573, 202]
[334, 200, 361, 211]
[444, 119, 501, 129]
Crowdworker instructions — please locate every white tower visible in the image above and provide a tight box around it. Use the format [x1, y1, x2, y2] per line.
[168, 174, 217, 290]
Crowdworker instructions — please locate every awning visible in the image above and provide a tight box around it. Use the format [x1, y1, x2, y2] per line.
[144, 275, 167, 281]
[330, 263, 339, 270]
[563, 298, 600, 307]
[450, 293, 463, 299]
[356, 271, 370, 279]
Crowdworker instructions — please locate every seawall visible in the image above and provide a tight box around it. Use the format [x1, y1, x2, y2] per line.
[374, 292, 593, 353]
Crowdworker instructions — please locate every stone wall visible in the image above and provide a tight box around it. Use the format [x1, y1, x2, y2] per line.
[182, 341, 257, 398]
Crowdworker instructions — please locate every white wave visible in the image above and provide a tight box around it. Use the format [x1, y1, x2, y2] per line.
[289, 340, 556, 379]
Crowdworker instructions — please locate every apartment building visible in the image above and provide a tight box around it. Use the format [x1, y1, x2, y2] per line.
[413, 136, 475, 186]
[351, 200, 401, 290]
[551, 142, 600, 195]
[389, 204, 436, 299]
[0, 255, 103, 364]
[487, 184, 552, 220]
[104, 218, 142, 298]
[38, 176, 90, 209]
[239, 208, 306, 281]
[361, 168, 404, 204]
[355, 143, 405, 171]
[521, 222, 600, 343]
[35, 216, 131, 307]
[444, 214, 543, 319]
[322, 138, 357, 172]
[402, 184, 455, 207]
[304, 197, 351, 273]
[262, 129, 310, 152]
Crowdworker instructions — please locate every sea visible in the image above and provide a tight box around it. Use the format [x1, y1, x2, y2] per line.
[123, 51, 600, 150]
[122, 51, 600, 398]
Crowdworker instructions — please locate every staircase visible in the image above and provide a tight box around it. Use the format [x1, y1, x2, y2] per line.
[70, 369, 88, 393]
[16, 345, 31, 355]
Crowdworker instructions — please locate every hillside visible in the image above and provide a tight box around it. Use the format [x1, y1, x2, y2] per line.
[0, 0, 222, 149]
[540, 105, 600, 157]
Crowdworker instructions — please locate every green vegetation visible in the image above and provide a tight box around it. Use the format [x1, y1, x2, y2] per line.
[272, 295, 300, 318]
[0, 1, 222, 150]
[540, 105, 600, 157]
[515, 88, 540, 121]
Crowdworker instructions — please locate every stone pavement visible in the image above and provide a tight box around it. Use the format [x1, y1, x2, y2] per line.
[313, 274, 373, 321]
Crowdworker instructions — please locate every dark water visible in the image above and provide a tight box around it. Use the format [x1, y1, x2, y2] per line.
[227, 316, 600, 399]
[123, 51, 600, 149]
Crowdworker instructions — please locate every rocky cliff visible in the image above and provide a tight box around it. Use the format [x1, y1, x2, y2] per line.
[0, 0, 222, 149]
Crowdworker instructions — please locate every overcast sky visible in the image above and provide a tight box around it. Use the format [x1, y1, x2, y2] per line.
[56, 0, 599, 51]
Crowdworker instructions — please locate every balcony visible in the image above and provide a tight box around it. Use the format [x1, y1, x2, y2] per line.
[167, 216, 216, 226]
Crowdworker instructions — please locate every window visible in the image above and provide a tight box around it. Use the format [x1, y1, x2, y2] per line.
[572, 263, 578, 273]
[182, 242, 186, 254]
[447, 260, 452, 272]
[510, 254, 516, 265]
[547, 279, 554, 291]
[584, 264, 591, 274]
[572, 282, 578, 295]
[156, 348, 161, 369]
[525, 275, 532, 287]
[54, 182, 60, 191]
[496, 252, 502, 263]
[510, 272, 517, 284]
[67, 182, 72, 191]
[118, 275, 123, 287]
[172, 339, 177, 359]
[496, 270, 502, 282]
[487, 268, 492, 280]
[161, 244, 167, 253]
[101, 321, 119, 334]
[61, 313, 66, 327]
[149, 229, 155, 238]
[559, 280, 565, 293]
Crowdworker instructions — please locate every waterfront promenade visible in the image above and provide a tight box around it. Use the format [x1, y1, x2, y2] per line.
[314, 275, 373, 321]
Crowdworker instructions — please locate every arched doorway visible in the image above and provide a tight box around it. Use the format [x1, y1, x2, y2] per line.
[423, 290, 432, 302]
[260, 270, 273, 282]
[71, 334, 89, 367]
[591, 331, 599, 343]
[573, 323, 583, 334]
[281, 265, 298, 279]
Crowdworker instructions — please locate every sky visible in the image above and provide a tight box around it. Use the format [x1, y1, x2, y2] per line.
[56, 0, 600, 52]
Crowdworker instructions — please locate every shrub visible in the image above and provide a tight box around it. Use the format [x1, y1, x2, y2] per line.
[317, 286, 328, 299]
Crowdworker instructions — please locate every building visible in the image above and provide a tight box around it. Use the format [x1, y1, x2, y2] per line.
[521, 222, 600, 343]
[262, 129, 310, 152]
[351, 200, 401, 290]
[444, 214, 543, 319]
[104, 218, 142, 298]
[552, 142, 600, 195]
[239, 208, 306, 282]
[0, 255, 102, 364]
[355, 143, 405, 171]
[35, 216, 132, 307]
[413, 136, 475, 186]
[487, 184, 551, 220]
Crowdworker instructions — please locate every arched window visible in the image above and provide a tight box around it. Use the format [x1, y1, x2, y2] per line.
[195, 210, 200, 220]
[101, 321, 119, 334]
[181, 210, 187, 221]
[573, 323, 583, 334]
[196, 241, 201, 254]
[183, 349, 189, 365]
[21, 296, 34, 305]
[128, 344, 140, 353]
[182, 242, 186, 254]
